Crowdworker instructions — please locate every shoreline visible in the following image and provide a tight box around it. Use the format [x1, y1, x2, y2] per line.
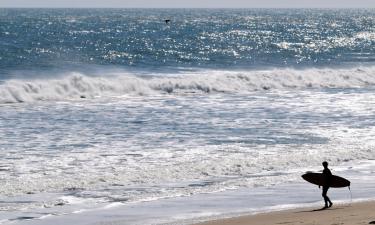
[4, 178, 375, 225]
[193, 200, 375, 225]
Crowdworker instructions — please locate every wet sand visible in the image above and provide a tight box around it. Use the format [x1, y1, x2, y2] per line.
[194, 201, 375, 225]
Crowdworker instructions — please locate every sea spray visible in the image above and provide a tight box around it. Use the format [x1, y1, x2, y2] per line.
[2, 67, 375, 103]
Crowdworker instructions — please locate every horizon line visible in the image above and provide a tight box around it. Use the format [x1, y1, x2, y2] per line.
[1, 7, 375, 9]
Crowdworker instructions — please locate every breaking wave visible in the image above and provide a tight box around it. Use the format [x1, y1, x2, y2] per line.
[2, 67, 375, 103]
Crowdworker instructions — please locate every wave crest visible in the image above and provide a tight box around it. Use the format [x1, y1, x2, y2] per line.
[1, 67, 375, 103]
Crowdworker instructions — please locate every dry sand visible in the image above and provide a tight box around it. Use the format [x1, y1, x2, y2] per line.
[195, 201, 375, 225]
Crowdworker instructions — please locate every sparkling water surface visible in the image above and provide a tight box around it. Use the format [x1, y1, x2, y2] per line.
[1, 8, 375, 75]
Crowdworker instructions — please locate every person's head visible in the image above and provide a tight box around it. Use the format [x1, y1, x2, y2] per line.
[322, 161, 328, 168]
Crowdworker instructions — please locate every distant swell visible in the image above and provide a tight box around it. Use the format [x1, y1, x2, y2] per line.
[1, 67, 375, 103]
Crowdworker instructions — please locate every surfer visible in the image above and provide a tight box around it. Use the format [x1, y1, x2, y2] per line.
[320, 161, 333, 209]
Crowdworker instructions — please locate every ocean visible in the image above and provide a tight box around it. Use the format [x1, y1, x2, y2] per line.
[0, 8, 375, 225]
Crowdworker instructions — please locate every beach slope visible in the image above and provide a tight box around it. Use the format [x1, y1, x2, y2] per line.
[195, 201, 375, 225]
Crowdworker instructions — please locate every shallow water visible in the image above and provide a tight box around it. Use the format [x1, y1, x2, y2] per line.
[1, 87, 375, 224]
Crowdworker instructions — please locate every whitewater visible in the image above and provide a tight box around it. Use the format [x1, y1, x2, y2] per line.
[2, 67, 375, 103]
[1, 69, 375, 224]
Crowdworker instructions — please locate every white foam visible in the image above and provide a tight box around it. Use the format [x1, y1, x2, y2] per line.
[2, 66, 375, 103]
[2, 75, 375, 224]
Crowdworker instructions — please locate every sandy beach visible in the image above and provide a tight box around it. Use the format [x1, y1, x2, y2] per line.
[195, 201, 375, 225]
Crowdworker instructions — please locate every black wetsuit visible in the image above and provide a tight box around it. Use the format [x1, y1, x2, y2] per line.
[322, 167, 332, 207]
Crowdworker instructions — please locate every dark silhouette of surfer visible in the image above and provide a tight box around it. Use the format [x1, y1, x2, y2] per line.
[165, 19, 171, 24]
[320, 161, 333, 209]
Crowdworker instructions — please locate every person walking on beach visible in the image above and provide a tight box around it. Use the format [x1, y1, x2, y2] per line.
[320, 161, 333, 209]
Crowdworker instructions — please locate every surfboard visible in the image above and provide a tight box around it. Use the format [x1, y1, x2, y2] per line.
[302, 172, 350, 188]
